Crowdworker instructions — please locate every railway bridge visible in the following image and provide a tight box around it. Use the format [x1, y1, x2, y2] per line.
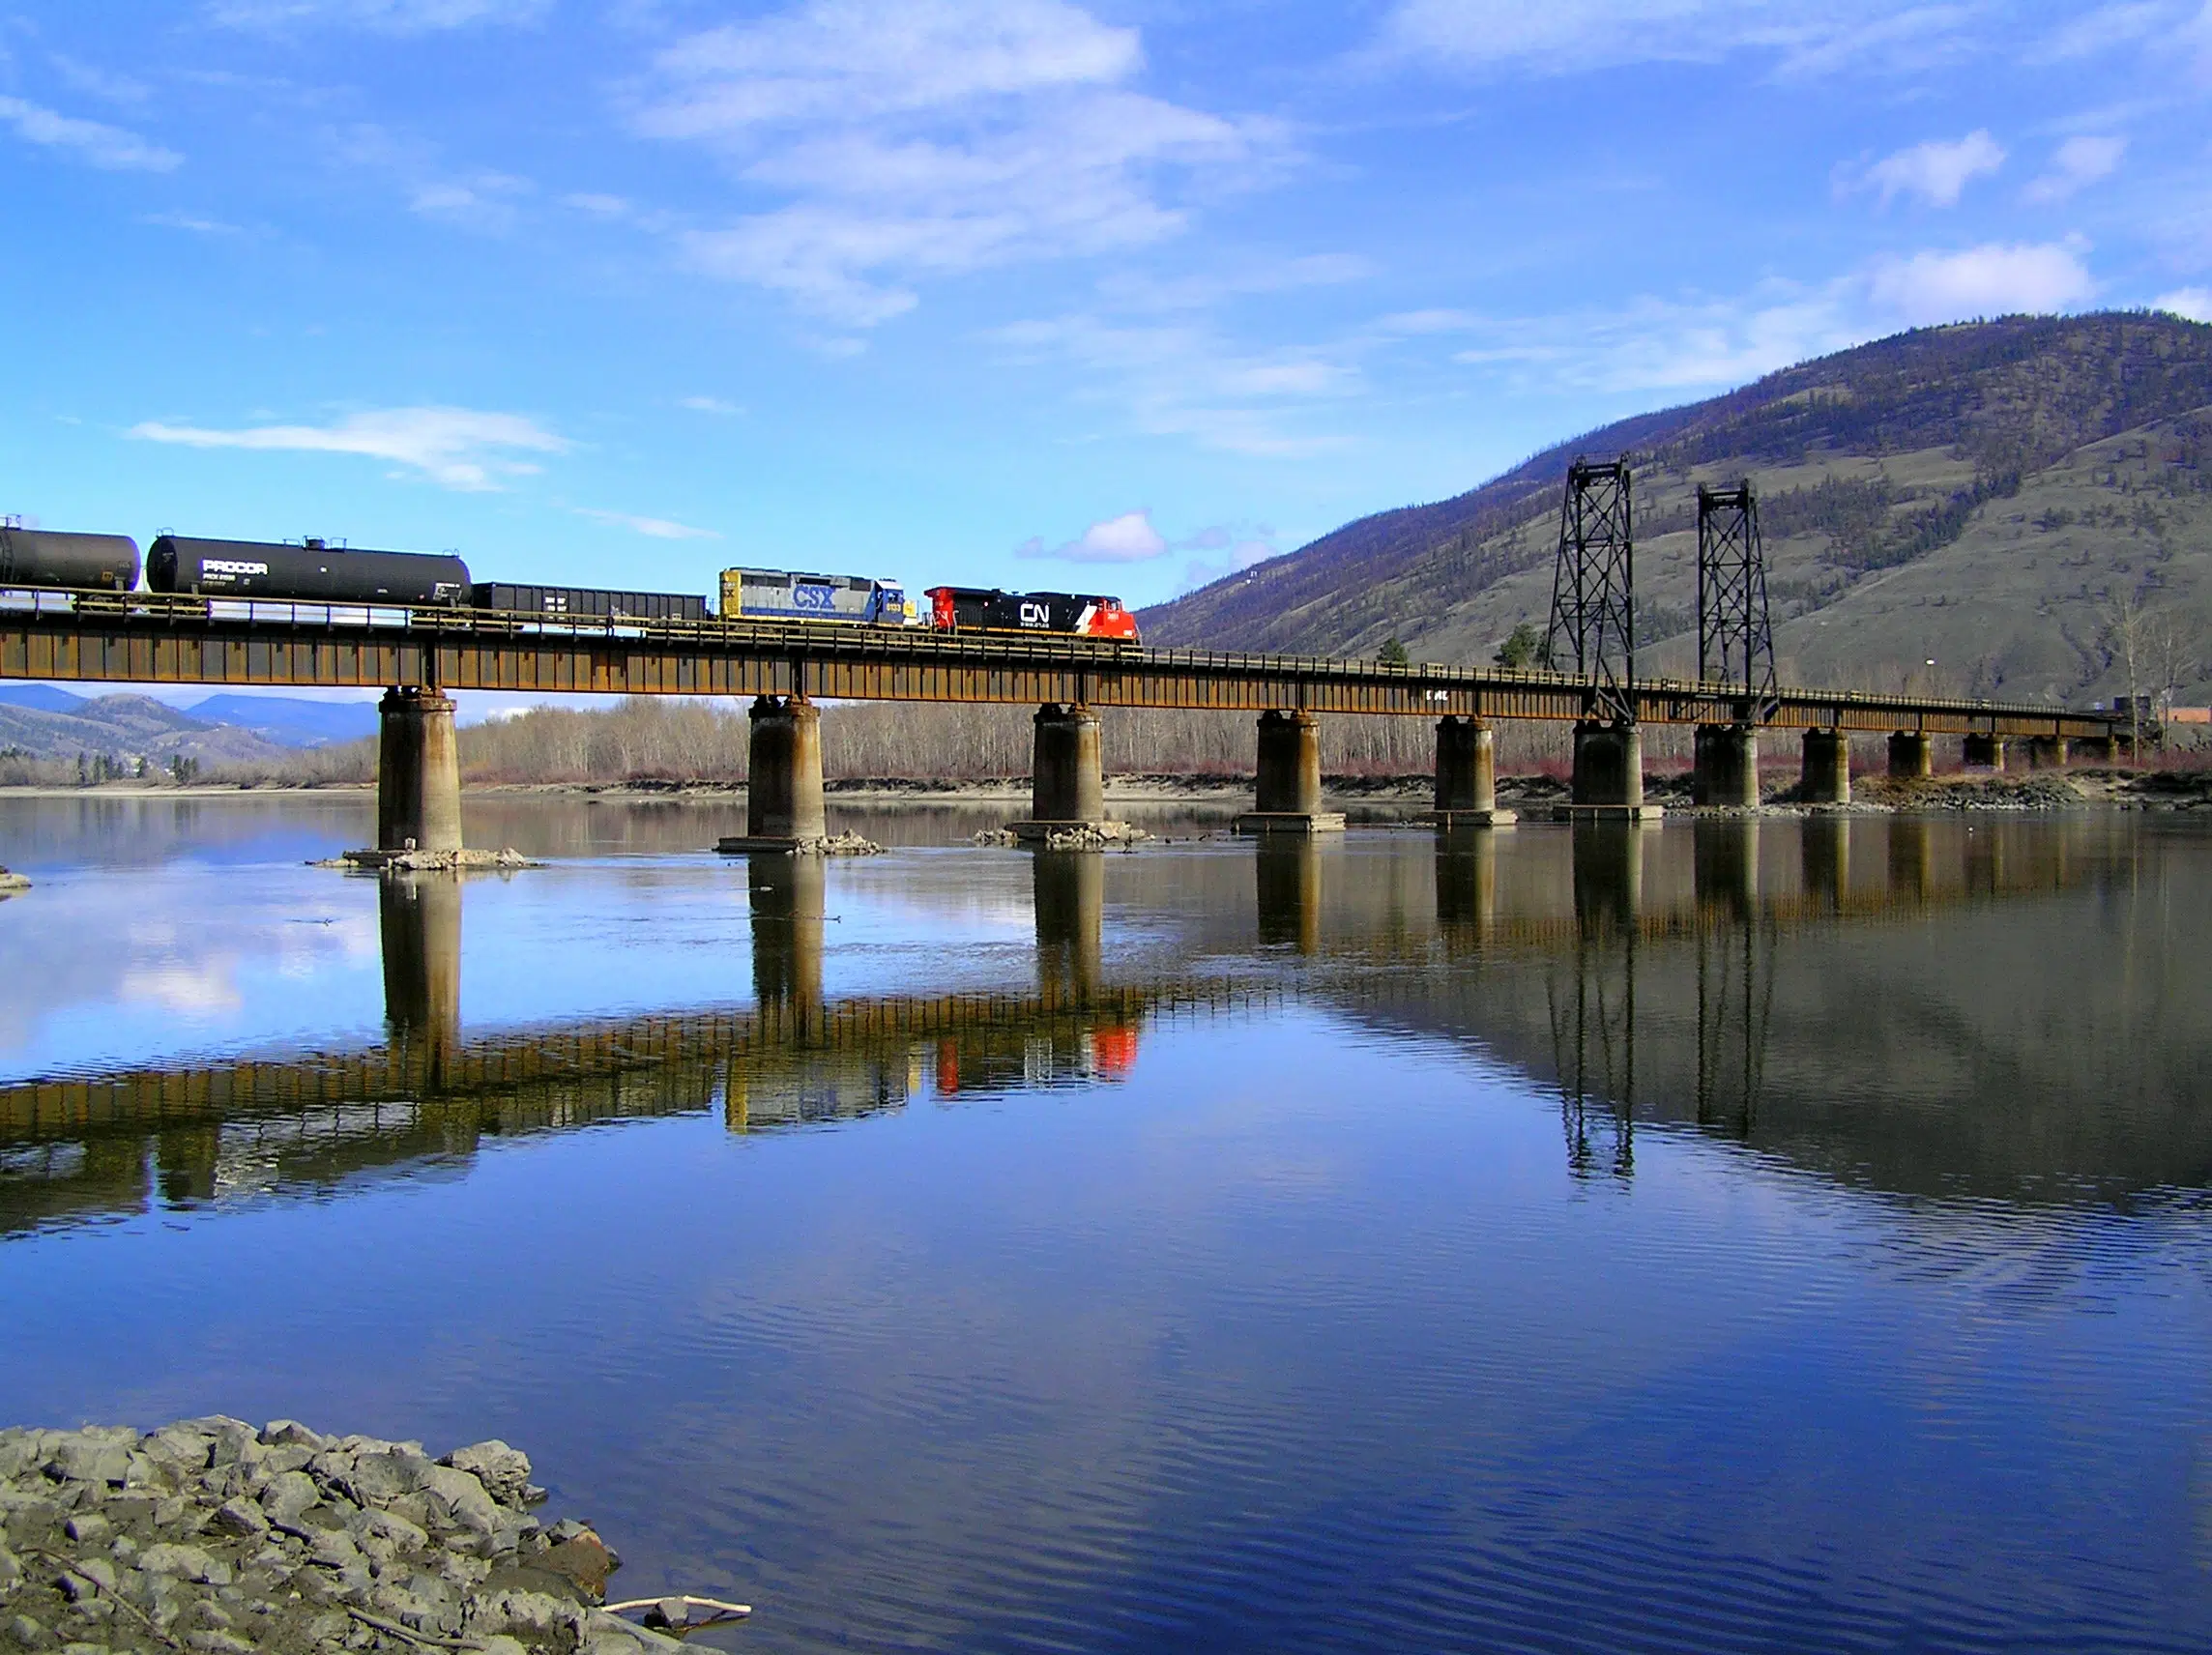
[0, 588, 2122, 845]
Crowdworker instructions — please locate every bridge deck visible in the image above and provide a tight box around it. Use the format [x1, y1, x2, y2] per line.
[0, 589, 2115, 737]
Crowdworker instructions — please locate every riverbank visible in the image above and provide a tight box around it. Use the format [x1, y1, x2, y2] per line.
[0, 767, 2205, 811]
[0, 1418, 704, 1654]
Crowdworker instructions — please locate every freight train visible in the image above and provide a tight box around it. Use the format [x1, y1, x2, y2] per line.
[0, 526, 1142, 643]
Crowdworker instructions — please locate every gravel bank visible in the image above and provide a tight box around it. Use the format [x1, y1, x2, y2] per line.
[0, 1419, 696, 1654]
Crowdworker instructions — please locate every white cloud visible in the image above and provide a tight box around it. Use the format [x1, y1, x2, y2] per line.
[571, 507, 722, 540]
[1369, 0, 1976, 78]
[409, 171, 532, 232]
[0, 95, 180, 171]
[1866, 240, 2097, 323]
[2024, 134, 2126, 204]
[1857, 130, 2005, 207]
[2156, 286, 2212, 321]
[637, 0, 1281, 325]
[1017, 509, 1169, 563]
[210, 0, 548, 28]
[680, 395, 742, 415]
[127, 406, 570, 491]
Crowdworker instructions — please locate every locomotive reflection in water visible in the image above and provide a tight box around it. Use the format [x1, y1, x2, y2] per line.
[1, 816, 2204, 1238]
[0, 525, 1142, 642]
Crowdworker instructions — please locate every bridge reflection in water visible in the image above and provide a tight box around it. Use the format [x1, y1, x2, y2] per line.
[1, 814, 2202, 1236]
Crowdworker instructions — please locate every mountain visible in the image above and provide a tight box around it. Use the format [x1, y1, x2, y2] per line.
[1139, 313, 2212, 705]
[0, 694, 292, 766]
[186, 694, 380, 748]
[0, 685, 90, 714]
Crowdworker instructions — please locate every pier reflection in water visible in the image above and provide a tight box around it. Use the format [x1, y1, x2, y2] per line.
[2, 804, 2209, 1655]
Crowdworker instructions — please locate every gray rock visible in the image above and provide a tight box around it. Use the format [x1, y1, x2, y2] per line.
[10, 1612, 49, 1646]
[259, 1471, 318, 1525]
[259, 1421, 327, 1452]
[339, 1451, 424, 1508]
[211, 1498, 267, 1538]
[62, 1515, 107, 1545]
[138, 1543, 230, 1587]
[0, 1544, 20, 1591]
[139, 1428, 213, 1473]
[44, 1441, 129, 1489]
[442, 1442, 533, 1508]
[306, 1530, 360, 1570]
[417, 1466, 501, 1536]
[185, 1631, 256, 1655]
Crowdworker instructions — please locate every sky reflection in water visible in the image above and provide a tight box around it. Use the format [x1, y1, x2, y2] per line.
[0, 796, 2207, 1654]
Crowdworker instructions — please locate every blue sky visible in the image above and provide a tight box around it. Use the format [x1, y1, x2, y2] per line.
[4, 0, 2210, 625]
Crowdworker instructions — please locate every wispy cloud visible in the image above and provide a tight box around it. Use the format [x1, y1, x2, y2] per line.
[2023, 133, 2126, 203]
[570, 507, 722, 540]
[679, 395, 742, 415]
[991, 311, 1358, 456]
[1852, 130, 2005, 207]
[127, 406, 570, 491]
[0, 95, 180, 171]
[49, 55, 151, 106]
[1438, 240, 2101, 396]
[141, 212, 246, 236]
[209, 0, 549, 30]
[636, 0, 1284, 326]
[1367, 0, 1978, 79]
[1016, 509, 1168, 563]
[329, 124, 535, 233]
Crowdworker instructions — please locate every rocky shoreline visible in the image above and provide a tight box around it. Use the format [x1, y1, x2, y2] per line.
[0, 1419, 715, 1654]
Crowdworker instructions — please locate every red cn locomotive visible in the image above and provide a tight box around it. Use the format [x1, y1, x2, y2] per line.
[925, 587, 1140, 641]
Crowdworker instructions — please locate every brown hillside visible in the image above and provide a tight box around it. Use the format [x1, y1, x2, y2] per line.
[1140, 314, 2212, 705]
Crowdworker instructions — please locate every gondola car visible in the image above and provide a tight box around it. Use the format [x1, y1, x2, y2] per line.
[147, 537, 472, 605]
[925, 586, 1140, 642]
[0, 527, 140, 592]
[719, 567, 914, 624]
[473, 582, 708, 623]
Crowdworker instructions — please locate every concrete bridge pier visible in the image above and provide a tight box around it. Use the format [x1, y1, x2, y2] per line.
[749, 854, 825, 1039]
[1802, 817, 1850, 908]
[1237, 710, 1344, 834]
[1692, 724, 1761, 808]
[1887, 817, 1933, 900]
[1888, 731, 1934, 778]
[1799, 729, 1851, 804]
[1034, 849, 1104, 1000]
[1568, 720, 1662, 820]
[377, 687, 464, 853]
[1433, 716, 1515, 827]
[741, 695, 827, 847]
[2072, 735, 2117, 764]
[1009, 703, 1111, 841]
[1255, 835, 1323, 952]
[2025, 736, 2070, 769]
[1571, 820, 1644, 935]
[1435, 828, 1499, 951]
[379, 871, 461, 1085]
[1962, 733, 2007, 771]
[1694, 818, 1761, 917]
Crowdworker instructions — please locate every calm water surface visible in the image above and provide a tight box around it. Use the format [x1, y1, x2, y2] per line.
[0, 794, 2207, 1653]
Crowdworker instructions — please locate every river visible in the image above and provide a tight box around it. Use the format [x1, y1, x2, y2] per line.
[0, 794, 2206, 1653]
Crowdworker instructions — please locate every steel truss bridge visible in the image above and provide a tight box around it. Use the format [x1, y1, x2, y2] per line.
[0, 588, 2120, 740]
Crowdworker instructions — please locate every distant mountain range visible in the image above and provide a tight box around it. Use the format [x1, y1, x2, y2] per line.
[0, 686, 378, 764]
[1139, 313, 2212, 705]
